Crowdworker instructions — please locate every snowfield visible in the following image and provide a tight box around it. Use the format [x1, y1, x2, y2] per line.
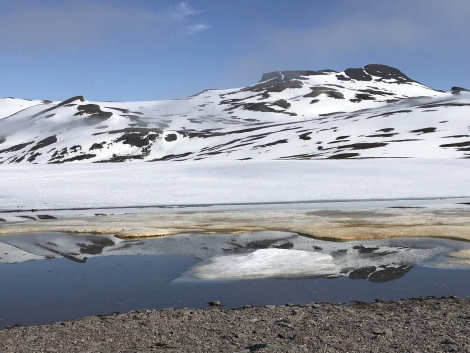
[0, 159, 469, 212]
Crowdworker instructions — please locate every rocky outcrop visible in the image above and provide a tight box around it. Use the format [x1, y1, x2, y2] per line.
[342, 64, 415, 83]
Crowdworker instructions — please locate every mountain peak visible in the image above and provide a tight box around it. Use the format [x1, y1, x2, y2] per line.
[260, 64, 416, 85]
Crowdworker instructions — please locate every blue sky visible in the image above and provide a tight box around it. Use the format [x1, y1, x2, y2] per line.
[1, 0, 470, 101]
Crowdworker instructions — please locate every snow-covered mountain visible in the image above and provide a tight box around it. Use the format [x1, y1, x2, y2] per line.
[1, 64, 469, 163]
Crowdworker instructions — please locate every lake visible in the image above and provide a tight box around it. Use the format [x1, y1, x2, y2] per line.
[1, 231, 470, 328]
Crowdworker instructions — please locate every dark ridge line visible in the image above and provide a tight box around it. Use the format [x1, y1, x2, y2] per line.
[29, 96, 85, 119]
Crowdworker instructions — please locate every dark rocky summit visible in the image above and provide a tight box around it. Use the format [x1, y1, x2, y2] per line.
[451, 86, 470, 94]
[342, 64, 415, 83]
[257, 64, 412, 85]
[1, 297, 469, 352]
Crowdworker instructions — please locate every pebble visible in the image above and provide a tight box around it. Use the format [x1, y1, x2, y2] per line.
[0, 297, 469, 353]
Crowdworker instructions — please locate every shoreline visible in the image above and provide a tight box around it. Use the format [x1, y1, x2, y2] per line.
[2, 205, 470, 259]
[1, 297, 469, 352]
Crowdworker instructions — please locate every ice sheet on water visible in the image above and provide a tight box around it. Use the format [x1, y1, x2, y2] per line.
[191, 248, 337, 279]
[1, 160, 470, 213]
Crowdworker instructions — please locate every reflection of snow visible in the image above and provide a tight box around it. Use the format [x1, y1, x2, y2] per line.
[1, 231, 468, 283]
[191, 249, 337, 279]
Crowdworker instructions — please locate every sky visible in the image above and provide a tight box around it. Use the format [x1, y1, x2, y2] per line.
[1, 0, 470, 102]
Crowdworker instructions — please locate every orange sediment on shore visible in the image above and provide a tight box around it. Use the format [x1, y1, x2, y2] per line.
[1, 207, 470, 244]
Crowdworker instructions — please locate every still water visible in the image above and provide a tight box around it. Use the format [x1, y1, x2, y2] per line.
[1, 231, 470, 328]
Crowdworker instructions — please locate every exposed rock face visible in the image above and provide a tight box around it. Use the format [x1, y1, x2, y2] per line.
[452, 86, 470, 93]
[30, 135, 57, 151]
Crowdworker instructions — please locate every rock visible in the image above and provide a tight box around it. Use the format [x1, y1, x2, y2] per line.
[451, 86, 470, 93]
[37, 215, 57, 220]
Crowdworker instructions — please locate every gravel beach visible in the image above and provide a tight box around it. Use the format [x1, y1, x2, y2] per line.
[1, 297, 469, 353]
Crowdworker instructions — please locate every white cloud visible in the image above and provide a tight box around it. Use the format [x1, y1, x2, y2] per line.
[173, 1, 201, 19]
[186, 24, 211, 35]
[173, 2, 209, 35]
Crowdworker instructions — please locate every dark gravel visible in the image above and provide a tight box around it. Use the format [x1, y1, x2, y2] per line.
[1, 297, 469, 352]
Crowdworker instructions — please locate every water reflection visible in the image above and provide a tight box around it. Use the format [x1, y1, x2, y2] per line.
[1, 231, 470, 328]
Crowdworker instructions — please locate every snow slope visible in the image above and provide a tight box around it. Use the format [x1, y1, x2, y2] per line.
[1, 64, 469, 163]
[0, 97, 51, 120]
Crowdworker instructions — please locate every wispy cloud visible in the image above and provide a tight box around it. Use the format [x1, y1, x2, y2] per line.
[186, 24, 211, 35]
[173, 1, 201, 18]
[0, 1, 212, 50]
[173, 2, 210, 35]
